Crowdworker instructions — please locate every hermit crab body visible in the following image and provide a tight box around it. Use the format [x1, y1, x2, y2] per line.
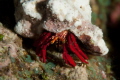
[33, 30, 88, 67]
[14, 0, 109, 67]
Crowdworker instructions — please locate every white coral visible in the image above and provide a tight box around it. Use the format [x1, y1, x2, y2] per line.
[22, 0, 43, 20]
[14, 19, 34, 37]
[47, 0, 91, 23]
[71, 21, 108, 55]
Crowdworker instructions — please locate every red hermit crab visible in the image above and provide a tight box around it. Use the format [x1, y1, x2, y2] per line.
[14, 0, 109, 67]
[33, 30, 88, 67]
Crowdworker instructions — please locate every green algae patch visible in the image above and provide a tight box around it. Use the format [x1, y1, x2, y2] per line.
[43, 62, 56, 75]
[0, 34, 4, 41]
[24, 55, 33, 63]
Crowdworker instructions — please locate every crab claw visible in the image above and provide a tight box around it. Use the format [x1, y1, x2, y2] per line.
[67, 33, 88, 64]
[62, 44, 76, 67]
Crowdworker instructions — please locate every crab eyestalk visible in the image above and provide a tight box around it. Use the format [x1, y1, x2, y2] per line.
[34, 30, 88, 67]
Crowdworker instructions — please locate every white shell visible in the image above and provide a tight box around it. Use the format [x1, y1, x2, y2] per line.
[14, 0, 109, 55]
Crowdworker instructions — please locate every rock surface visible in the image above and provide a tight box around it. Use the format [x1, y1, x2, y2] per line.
[0, 0, 117, 80]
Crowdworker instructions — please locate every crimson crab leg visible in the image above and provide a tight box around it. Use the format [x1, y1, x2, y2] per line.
[67, 33, 88, 63]
[33, 31, 52, 47]
[69, 33, 88, 60]
[33, 31, 47, 47]
[34, 32, 53, 62]
[62, 44, 76, 67]
[36, 36, 52, 62]
[35, 32, 52, 55]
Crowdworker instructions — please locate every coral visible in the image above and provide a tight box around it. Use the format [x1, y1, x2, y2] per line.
[0, 23, 21, 69]
[60, 66, 88, 80]
[0, 23, 43, 79]
[14, 0, 44, 38]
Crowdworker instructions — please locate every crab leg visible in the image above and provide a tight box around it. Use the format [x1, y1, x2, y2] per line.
[67, 34, 88, 63]
[34, 32, 53, 62]
[35, 32, 52, 55]
[33, 31, 53, 47]
[40, 43, 50, 62]
[62, 44, 76, 67]
[33, 31, 48, 47]
[69, 33, 88, 60]
[36, 36, 52, 62]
